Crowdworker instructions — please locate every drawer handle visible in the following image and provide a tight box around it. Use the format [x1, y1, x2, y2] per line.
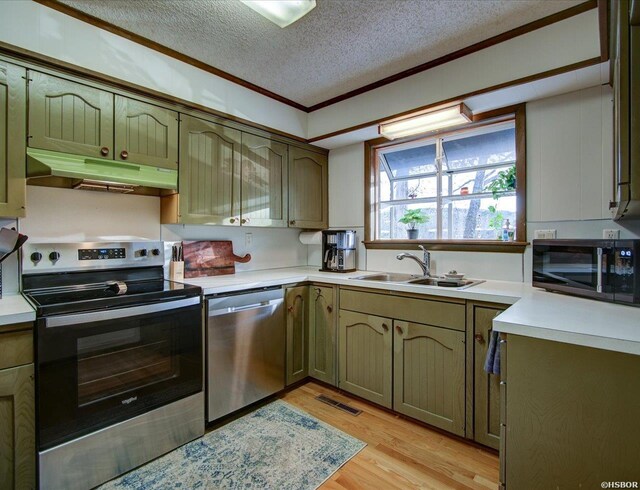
[327, 305, 333, 313]
[474, 333, 484, 344]
[382, 323, 389, 332]
[100, 146, 109, 156]
[395, 325, 404, 335]
[120, 150, 129, 160]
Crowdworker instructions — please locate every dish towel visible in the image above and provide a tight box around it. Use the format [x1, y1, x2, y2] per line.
[483, 330, 501, 375]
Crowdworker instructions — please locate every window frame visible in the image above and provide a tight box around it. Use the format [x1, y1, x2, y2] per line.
[364, 104, 527, 253]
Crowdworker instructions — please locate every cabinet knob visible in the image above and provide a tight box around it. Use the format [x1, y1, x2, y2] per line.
[382, 323, 389, 332]
[120, 150, 129, 160]
[396, 325, 404, 335]
[287, 306, 294, 313]
[100, 147, 109, 156]
[229, 218, 236, 224]
[474, 333, 484, 344]
[241, 218, 247, 224]
[327, 305, 333, 313]
[289, 220, 296, 226]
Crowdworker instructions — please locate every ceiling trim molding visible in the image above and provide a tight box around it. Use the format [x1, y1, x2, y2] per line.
[33, 0, 598, 115]
[308, 56, 602, 143]
[306, 0, 598, 112]
[598, 0, 610, 62]
[32, 0, 309, 112]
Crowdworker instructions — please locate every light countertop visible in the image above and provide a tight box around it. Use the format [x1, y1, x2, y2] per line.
[183, 266, 640, 355]
[2, 266, 638, 356]
[0, 294, 36, 326]
[493, 290, 640, 356]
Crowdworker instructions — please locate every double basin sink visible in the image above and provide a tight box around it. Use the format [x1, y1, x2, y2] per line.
[350, 273, 484, 290]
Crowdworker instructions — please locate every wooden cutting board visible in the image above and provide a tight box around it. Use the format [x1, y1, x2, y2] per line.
[182, 240, 251, 278]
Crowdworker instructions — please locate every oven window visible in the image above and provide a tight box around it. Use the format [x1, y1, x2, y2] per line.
[77, 324, 179, 407]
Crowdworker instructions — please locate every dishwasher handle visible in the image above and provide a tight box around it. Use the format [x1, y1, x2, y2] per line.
[208, 298, 283, 317]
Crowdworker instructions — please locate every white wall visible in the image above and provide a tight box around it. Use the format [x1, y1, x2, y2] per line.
[326, 85, 640, 283]
[20, 186, 161, 242]
[0, 186, 310, 293]
[307, 10, 600, 139]
[0, 1, 306, 137]
[0, 218, 19, 295]
[162, 225, 307, 272]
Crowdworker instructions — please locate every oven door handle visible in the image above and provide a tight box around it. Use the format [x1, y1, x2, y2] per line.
[45, 296, 201, 328]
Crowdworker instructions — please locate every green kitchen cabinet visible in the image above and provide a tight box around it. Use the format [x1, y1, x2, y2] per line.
[114, 95, 178, 170]
[338, 310, 393, 408]
[502, 335, 640, 489]
[28, 71, 114, 159]
[285, 286, 309, 385]
[241, 133, 288, 227]
[308, 285, 337, 386]
[0, 60, 26, 218]
[288, 146, 327, 229]
[164, 114, 241, 225]
[469, 302, 506, 450]
[393, 320, 466, 436]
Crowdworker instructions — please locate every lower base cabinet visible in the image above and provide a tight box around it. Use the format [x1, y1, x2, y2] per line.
[503, 335, 640, 489]
[470, 302, 506, 449]
[0, 363, 35, 490]
[393, 320, 466, 436]
[308, 285, 337, 385]
[338, 310, 393, 408]
[285, 286, 308, 385]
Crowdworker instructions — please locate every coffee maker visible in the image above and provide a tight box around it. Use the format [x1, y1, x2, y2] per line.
[321, 230, 357, 272]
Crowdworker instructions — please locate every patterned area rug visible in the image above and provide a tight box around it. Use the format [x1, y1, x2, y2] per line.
[100, 400, 366, 490]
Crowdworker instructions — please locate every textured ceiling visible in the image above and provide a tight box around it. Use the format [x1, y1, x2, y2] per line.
[58, 0, 583, 107]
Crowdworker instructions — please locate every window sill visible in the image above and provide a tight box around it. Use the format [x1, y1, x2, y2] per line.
[362, 240, 529, 253]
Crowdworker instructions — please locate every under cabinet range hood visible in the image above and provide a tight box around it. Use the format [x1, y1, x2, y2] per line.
[26, 148, 178, 194]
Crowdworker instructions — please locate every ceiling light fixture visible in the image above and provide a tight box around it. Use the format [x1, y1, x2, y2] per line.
[379, 103, 473, 140]
[240, 0, 316, 28]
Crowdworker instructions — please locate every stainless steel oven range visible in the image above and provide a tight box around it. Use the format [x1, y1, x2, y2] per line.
[22, 241, 204, 490]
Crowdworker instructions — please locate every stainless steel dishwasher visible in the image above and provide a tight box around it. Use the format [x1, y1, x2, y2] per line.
[206, 286, 285, 421]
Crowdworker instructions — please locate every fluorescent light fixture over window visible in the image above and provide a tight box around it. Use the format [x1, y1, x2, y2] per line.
[379, 103, 473, 140]
[240, 0, 316, 28]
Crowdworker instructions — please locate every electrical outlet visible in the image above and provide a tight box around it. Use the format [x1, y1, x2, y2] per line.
[603, 229, 620, 240]
[534, 229, 557, 239]
[245, 233, 253, 248]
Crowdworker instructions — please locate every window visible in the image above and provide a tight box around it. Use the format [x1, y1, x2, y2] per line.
[365, 106, 526, 252]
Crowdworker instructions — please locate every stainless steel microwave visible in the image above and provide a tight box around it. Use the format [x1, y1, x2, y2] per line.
[532, 239, 639, 306]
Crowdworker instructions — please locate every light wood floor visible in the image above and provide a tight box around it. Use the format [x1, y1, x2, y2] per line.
[281, 382, 499, 490]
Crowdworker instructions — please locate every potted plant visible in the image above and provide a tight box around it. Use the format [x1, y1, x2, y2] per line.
[399, 209, 429, 239]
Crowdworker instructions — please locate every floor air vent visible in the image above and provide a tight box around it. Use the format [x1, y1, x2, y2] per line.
[315, 394, 362, 416]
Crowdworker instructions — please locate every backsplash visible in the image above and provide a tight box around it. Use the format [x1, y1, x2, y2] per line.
[162, 225, 308, 272]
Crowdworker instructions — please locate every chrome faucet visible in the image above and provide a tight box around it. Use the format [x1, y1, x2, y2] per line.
[396, 245, 431, 276]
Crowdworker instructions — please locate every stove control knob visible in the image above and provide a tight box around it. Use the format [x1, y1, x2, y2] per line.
[49, 251, 61, 262]
[139, 249, 148, 257]
[151, 248, 160, 256]
[30, 252, 42, 263]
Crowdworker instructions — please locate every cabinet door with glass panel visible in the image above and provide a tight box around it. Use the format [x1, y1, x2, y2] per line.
[376, 121, 517, 241]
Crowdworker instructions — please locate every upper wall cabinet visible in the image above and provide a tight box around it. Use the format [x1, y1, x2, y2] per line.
[28, 72, 179, 171]
[164, 114, 241, 225]
[28, 71, 114, 159]
[288, 147, 328, 229]
[0, 61, 26, 218]
[114, 95, 178, 170]
[241, 133, 288, 227]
